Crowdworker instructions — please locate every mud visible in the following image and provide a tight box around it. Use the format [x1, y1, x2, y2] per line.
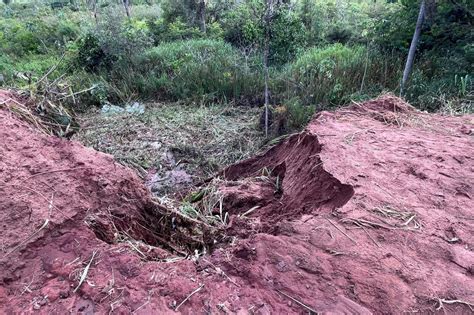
[1, 93, 473, 314]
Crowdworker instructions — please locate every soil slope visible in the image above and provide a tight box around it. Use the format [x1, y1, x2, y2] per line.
[1, 93, 473, 314]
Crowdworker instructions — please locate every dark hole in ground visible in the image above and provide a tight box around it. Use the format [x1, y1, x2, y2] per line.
[86, 202, 226, 259]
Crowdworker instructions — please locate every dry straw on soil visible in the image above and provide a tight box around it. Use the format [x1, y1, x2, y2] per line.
[75, 104, 263, 182]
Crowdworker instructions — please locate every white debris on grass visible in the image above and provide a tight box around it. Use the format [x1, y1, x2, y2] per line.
[101, 102, 145, 115]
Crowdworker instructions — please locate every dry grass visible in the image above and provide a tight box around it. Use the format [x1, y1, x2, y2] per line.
[371, 205, 421, 230]
[342, 204, 421, 233]
[1, 54, 84, 137]
[176, 165, 284, 226]
[175, 284, 205, 311]
[172, 177, 231, 227]
[73, 250, 98, 293]
[74, 103, 263, 183]
[434, 298, 474, 312]
[437, 93, 473, 116]
[1, 89, 76, 137]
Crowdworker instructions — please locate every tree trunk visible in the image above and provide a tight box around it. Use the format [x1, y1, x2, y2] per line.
[264, 40, 270, 138]
[360, 43, 369, 94]
[400, 0, 425, 96]
[197, 0, 206, 33]
[263, 0, 274, 138]
[92, 0, 98, 25]
[123, 0, 131, 19]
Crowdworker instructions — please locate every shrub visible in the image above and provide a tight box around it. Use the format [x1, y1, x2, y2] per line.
[75, 10, 153, 73]
[0, 12, 80, 57]
[0, 19, 41, 56]
[221, 1, 306, 66]
[58, 71, 111, 111]
[76, 33, 111, 72]
[0, 55, 14, 85]
[268, 8, 307, 65]
[15, 55, 60, 76]
[149, 18, 202, 43]
[404, 70, 473, 112]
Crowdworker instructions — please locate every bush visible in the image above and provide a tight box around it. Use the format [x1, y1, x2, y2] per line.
[0, 19, 41, 56]
[0, 12, 80, 57]
[148, 18, 202, 43]
[76, 33, 111, 72]
[222, 5, 263, 49]
[15, 55, 60, 76]
[287, 44, 365, 107]
[0, 55, 14, 86]
[268, 8, 307, 65]
[134, 39, 244, 101]
[221, 1, 306, 65]
[75, 10, 153, 73]
[404, 70, 473, 112]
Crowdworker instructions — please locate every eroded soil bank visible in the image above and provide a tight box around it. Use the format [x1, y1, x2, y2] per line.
[0, 92, 473, 314]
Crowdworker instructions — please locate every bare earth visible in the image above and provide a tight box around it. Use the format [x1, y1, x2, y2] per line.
[0, 92, 473, 314]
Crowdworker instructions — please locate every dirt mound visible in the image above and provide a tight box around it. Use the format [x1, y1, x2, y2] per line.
[220, 132, 354, 230]
[1, 93, 473, 314]
[0, 93, 212, 313]
[212, 95, 474, 313]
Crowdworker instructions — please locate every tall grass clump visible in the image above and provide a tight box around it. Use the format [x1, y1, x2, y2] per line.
[134, 39, 246, 102]
[285, 43, 400, 109]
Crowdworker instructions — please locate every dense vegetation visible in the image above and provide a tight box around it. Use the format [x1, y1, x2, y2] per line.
[0, 0, 472, 128]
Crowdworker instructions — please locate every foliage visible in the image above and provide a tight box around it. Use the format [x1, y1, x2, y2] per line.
[0, 10, 79, 56]
[220, 0, 264, 49]
[285, 98, 314, 130]
[0, 0, 471, 115]
[133, 39, 243, 101]
[76, 32, 111, 72]
[75, 10, 153, 72]
[286, 44, 400, 108]
[298, 0, 391, 46]
[221, 0, 306, 65]
[148, 17, 203, 43]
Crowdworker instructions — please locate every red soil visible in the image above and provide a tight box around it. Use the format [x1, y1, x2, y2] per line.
[1, 92, 473, 314]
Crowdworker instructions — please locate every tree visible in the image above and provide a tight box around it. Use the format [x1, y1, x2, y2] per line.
[89, 0, 99, 25]
[197, 0, 206, 33]
[263, 0, 276, 138]
[400, 0, 426, 96]
[161, 0, 208, 33]
[123, 0, 131, 19]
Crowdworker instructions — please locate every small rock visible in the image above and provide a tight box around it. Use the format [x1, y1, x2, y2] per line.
[59, 291, 69, 299]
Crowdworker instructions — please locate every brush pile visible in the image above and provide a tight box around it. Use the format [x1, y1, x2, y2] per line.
[0, 86, 78, 137]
